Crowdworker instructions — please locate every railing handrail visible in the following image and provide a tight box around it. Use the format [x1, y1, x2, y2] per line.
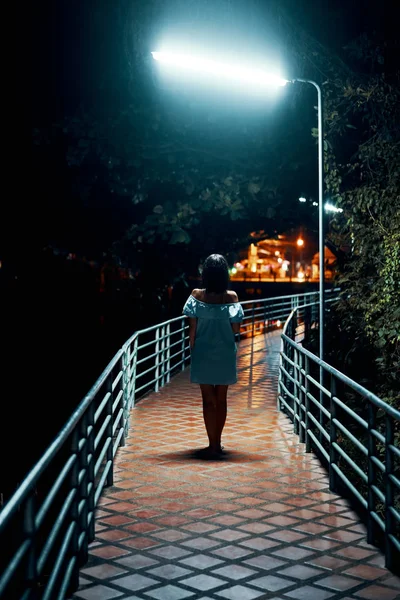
[240, 287, 338, 307]
[0, 348, 123, 529]
[278, 301, 400, 573]
[281, 306, 400, 419]
[282, 328, 400, 419]
[124, 314, 185, 348]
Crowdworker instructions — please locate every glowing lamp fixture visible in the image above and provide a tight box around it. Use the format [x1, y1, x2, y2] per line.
[297, 238, 304, 247]
[299, 197, 307, 203]
[151, 52, 288, 88]
[325, 202, 343, 213]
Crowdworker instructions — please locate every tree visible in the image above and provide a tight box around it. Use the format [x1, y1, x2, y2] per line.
[267, 3, 399, 399]
[322, 40, 400, 400]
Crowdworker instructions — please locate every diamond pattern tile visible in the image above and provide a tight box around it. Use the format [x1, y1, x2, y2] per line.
[216, 585, 265, 599]
[216, 585, 264, 600]
[70, 332, 397, 600]
[180, 574, 225, 591]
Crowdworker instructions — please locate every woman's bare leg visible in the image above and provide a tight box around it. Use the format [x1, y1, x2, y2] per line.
[200, 384, 219, 451]
[215, 385, 228, 450]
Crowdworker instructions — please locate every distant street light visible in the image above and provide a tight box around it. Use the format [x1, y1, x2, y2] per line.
[299, 196, 307, 203]
[297, 238, 305, 247]
[325, 202, 343, 213]
[152, 50, 325, 360]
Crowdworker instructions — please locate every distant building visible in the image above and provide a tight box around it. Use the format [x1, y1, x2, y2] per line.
[311, 247, 337, 280]
[231, 233, 315, 282]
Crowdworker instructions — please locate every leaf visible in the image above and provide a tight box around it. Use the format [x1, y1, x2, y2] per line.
[169, 229, 191, 244]
[200, 188, 211, 201]
[248, 182, 261, 194]
[346, 124, 357, 129]
[153, 205, 163, 214]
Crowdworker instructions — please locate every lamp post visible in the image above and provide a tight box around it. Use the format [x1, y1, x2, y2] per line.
[292, 79, 324, 362]
[151, 52, 325, 360]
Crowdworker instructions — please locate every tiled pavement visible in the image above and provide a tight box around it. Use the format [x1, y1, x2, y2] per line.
[71, 331, 400, 600]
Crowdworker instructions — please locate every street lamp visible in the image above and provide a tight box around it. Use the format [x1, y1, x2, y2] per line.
[151, 51, 325, 360]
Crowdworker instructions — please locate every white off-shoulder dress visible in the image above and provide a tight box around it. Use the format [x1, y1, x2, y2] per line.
[183, 295, 244, 385]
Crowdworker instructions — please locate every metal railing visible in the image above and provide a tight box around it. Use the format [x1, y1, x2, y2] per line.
[0, 290, 326, 599]
[278, 303, 400, 572]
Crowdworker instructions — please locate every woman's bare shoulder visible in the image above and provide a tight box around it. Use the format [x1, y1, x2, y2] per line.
[191, 288, 203, 300]
[226, 290, 239, 302]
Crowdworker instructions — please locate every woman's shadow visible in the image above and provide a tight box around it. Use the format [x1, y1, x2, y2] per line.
[160, 449, 266, 463]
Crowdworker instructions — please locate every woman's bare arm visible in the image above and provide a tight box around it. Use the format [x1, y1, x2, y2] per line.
[231, 322, 241, 334]
[227, 290, 241, 334]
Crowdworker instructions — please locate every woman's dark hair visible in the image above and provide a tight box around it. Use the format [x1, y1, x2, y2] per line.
[202, 254, 230, 294]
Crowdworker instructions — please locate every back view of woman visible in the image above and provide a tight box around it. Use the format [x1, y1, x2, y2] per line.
[183, 254, 244, 458]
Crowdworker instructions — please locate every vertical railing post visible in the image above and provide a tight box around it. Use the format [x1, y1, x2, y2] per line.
[329, 375, 338, 493]
[384, 414, 395, 571]
[367, 403, 378, 547]
[293, 347, 299, 435]
[298, 352, 305, 444]
[304, 355, 311, 452]
[277, 332, 285, 411]
[251, 303, 255, 338]
[166, 322, 171, 384]
[304, 305, 311, 341]
[319, 379, 325, 445]
[24, 494, 37, 591]
[293, 309, 298, 348]
[155, 328, 160, 393]
[105, 375, 114, 487]
[119, 352, 127, 446]
[288, 316, 295, 410]
[77, 413, 89, 567]
[87, 403, 95, 543]
[181, 317, 187, 371]
[181, 317, 186, 370]
[311, 299, 317, 327]
[130, 337, 138, 408]
[68, 429, 80, 593]
[263, 300, 267, 334]
[160, 325, 166, 388]
[318, 316, 325, 444]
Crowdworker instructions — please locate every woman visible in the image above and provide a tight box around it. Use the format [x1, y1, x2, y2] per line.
[183, 254, 244, 458]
